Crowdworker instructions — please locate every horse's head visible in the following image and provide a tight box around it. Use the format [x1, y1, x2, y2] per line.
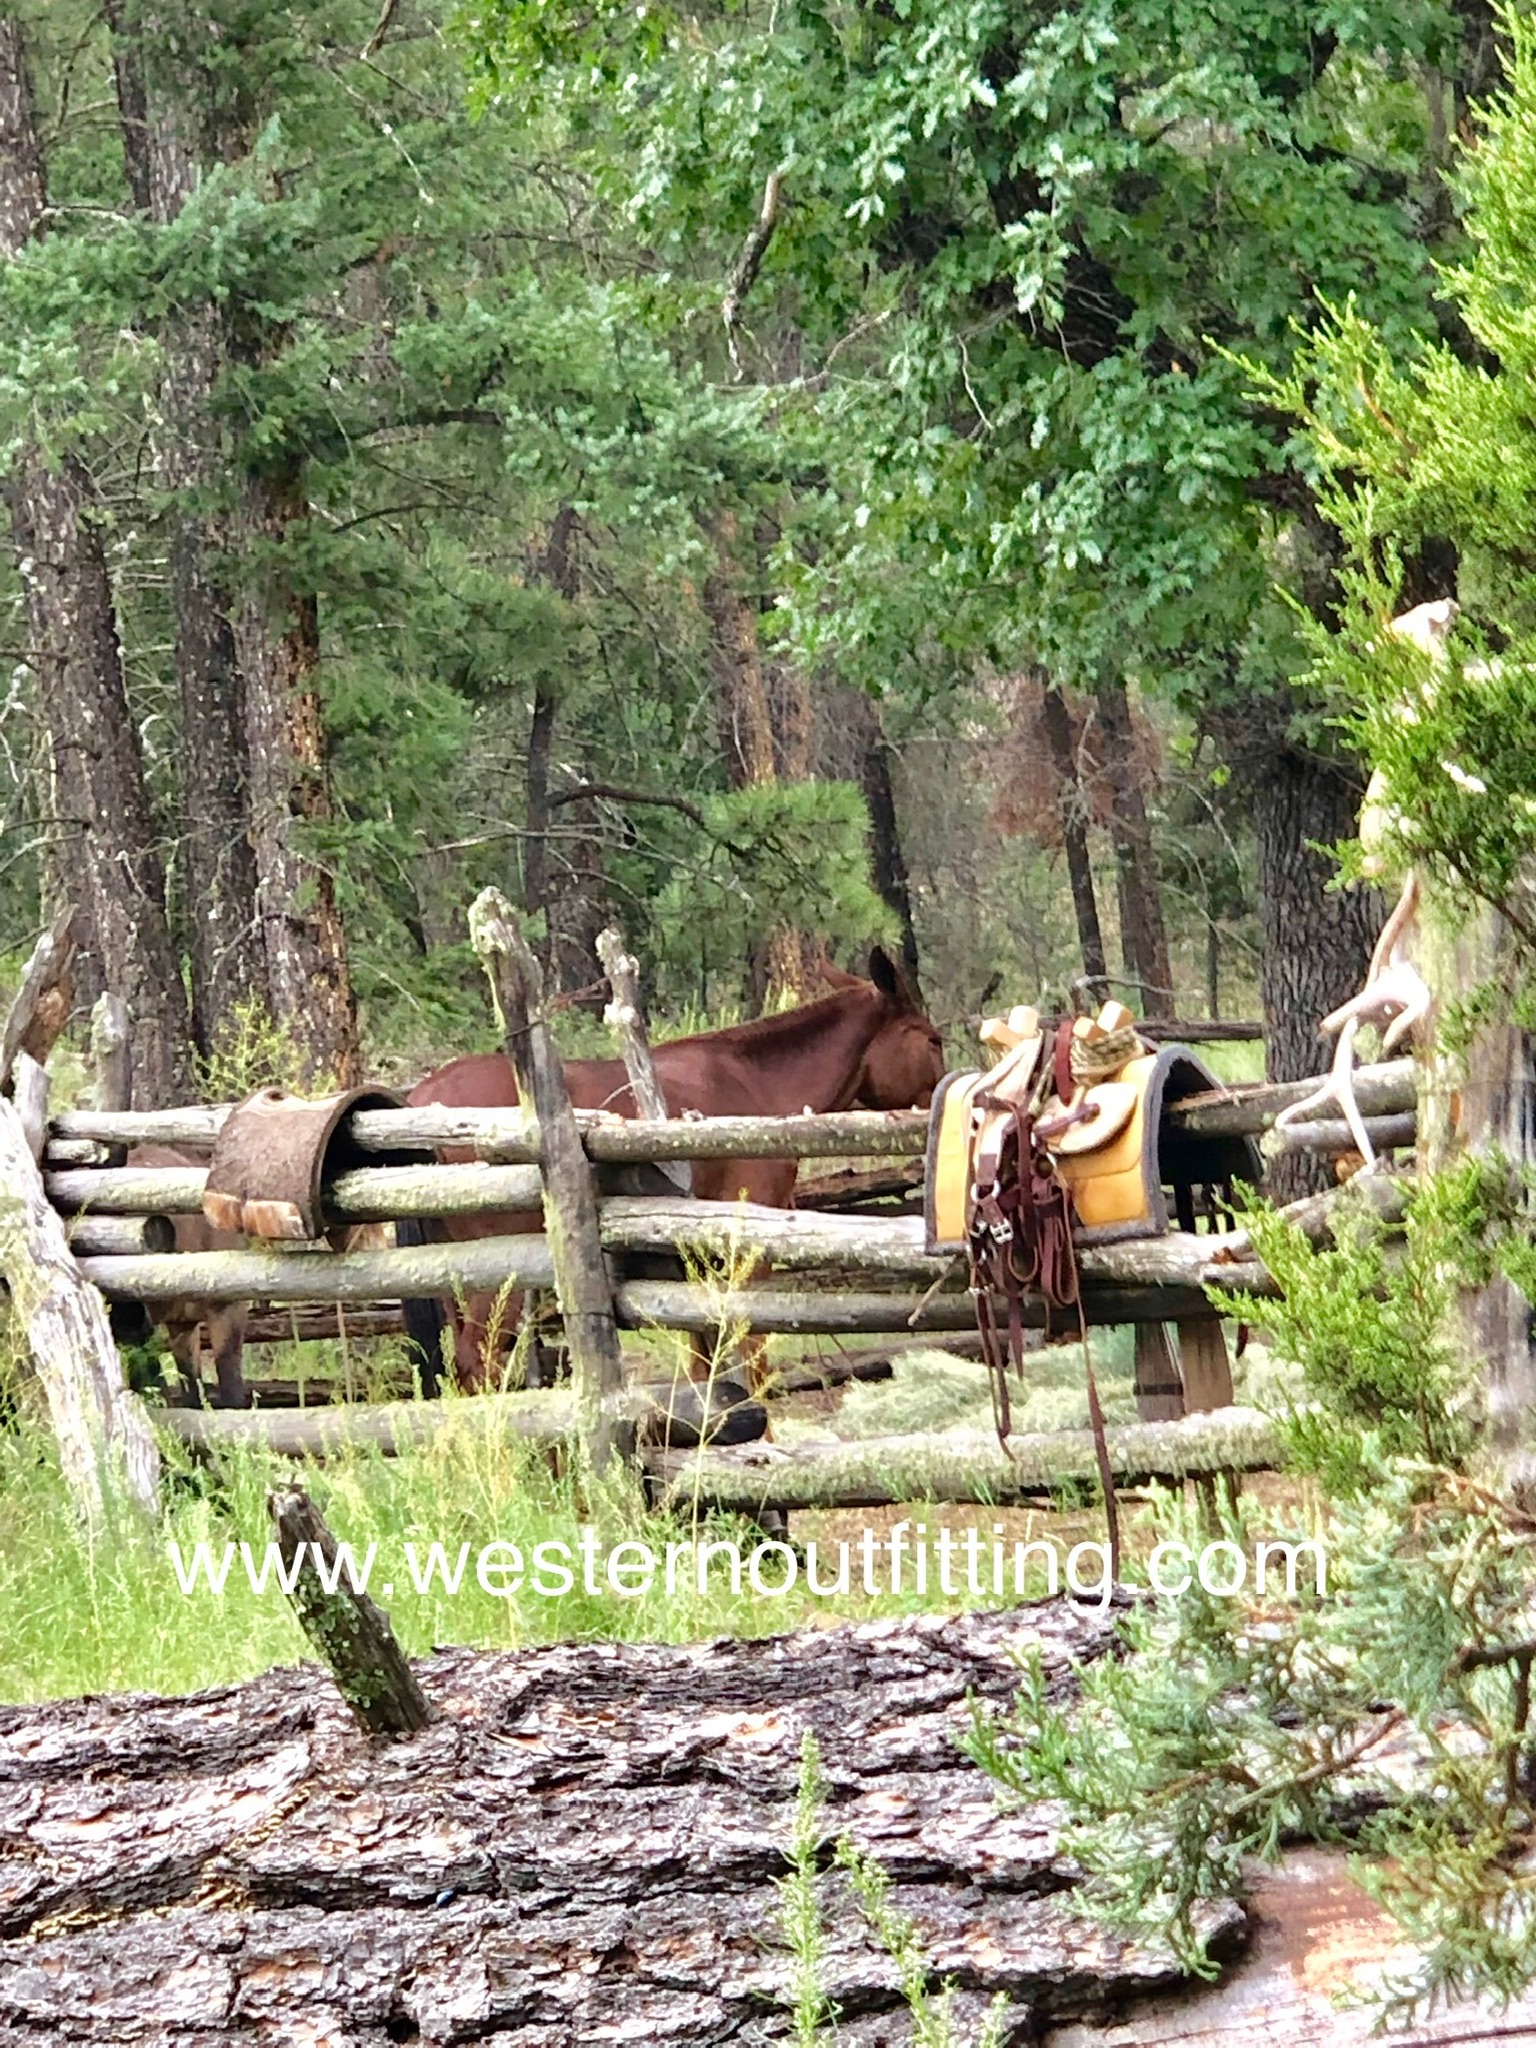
[851, 947, 945, 1109]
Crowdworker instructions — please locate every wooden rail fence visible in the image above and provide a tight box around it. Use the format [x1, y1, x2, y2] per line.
[7, 882, 1420, 1520]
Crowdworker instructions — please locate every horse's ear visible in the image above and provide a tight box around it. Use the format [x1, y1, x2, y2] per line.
[868, 946, 903, 1001]
[869, 944, 924, 1012]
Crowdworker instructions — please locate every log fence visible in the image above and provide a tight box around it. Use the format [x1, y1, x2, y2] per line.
[5, 884, 1422, 1517]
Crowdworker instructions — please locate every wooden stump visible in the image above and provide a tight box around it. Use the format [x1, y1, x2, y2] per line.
[267, 1485, 431, 1736]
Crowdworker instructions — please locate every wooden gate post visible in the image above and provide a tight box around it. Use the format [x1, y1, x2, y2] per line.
[1418, 895, 1536, 1451]
[468, 890, 633, 1474]
[597, 925, 691, 1196]
[0, 922, 160, 1520]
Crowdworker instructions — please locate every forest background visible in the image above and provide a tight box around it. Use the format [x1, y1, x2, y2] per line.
[0, 0, 1503, 1177]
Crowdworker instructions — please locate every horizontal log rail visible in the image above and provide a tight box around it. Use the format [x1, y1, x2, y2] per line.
[47, 1059, 1416, 1164]
[612, 1280, 1215, 1332]
[154, 1387, 637, 1457]
[47, 1160, 544, 1220]
[649, 1404, 1283, 1510]
[76, 1199, 1274, 1304]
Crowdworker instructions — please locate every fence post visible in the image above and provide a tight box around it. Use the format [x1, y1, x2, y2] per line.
[0, 928, 159, 1520]
[468, 889, 632, 1474]
[596, 925, 691, 1196]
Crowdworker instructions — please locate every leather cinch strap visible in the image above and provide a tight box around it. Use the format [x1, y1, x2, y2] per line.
[965, 1093, 1121, 1576]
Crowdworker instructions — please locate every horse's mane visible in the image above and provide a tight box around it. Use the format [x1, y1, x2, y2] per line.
[658, 984, 874, 1055]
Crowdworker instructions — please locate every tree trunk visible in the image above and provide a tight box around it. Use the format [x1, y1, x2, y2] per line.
[105, 6, 264, 1061]
[1419, 897, 1536, 1458]
[521, 508, 609, 1003]
[703, 511, 808, 1007]
[235, 469, 358, 1087]
[1096, 676, 1173, 1017]
[1251, 744, 1380, 1199]
[842, 687, 922, 991]
[0, 15, 193, 1107]
[159, 312, 264, 1053]
[1039, 678, 1109, 1003]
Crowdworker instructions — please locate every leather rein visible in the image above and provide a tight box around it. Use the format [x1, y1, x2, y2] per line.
[966, 1020, 1121, 1575]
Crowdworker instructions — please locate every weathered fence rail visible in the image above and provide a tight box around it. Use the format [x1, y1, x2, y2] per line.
[45, 1056, 1418, 1161]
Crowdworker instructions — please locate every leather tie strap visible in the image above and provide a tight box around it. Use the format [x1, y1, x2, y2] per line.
[1053, 1019, 1075, 1106]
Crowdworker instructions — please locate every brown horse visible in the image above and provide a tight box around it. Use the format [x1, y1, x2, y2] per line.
[401, 948, 943, 1392]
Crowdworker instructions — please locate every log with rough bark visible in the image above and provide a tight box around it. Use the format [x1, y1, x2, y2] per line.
[648, 1404, 1282, 1510]
[267, 1486, 431, 1736]
[0, 1096, 159, 1519]
[79, 1232, 558, 1303]
[469, 889, 629, 1474]
[0, 1606, 1255, 2043]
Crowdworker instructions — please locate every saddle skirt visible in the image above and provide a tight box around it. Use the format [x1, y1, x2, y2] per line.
[924, 1005, 1261, 1254]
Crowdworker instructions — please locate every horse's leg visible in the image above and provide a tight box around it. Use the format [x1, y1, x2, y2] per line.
[208, 1304, 251, 1409]
[168, 1323, 205, 1406]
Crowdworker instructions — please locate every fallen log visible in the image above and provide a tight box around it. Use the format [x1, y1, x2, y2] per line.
[0, 1605, 1250, 2046]
[648, 1404, 1283, 1510]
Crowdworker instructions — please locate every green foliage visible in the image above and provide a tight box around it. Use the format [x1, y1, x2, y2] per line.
[966, 1465, 1536, 2014]
[197, 997, 335, 1100]
[651, 782, 896, 976]
[461, 0, 1458, 724]
[1206, 1177, 1478, 1487]
[1266, 5, 1536, 947]
[780, 1733, 1013, 2046]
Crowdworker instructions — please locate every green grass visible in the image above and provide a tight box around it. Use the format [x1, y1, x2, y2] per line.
[0, 1389, 1069, 1704]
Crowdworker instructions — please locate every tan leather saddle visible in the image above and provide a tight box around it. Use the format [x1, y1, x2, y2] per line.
[925, 1001, 1260, 1254]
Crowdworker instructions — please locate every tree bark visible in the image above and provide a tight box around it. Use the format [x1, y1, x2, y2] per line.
[703, 510, 809, 1005]
[842, 686, 923, 990]
[0, 1607, 1257, 2046]
[105, 4, 265, 1060]
[1095, 676, 1173, 1017]
[1039, 676, 1109, 1002]
[235, 468, 359, 1086]
[0, 15, 193, 1107]
[1251, 743, 1380, 1199]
